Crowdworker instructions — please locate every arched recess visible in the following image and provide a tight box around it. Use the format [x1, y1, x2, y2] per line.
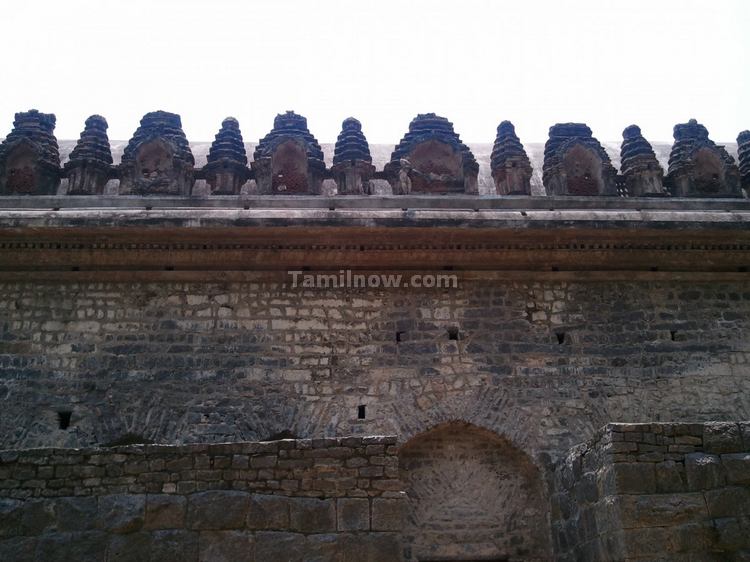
[136, 139, 173, 187]
[271, 139, 309, 193]
[562, 143, 603, 195]
[400, 421, 552, 562]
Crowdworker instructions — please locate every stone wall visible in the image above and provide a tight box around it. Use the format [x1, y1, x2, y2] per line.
[1, 276, 748, 461]
[0, 436, 404, 561]
[553, 422, 750, 561]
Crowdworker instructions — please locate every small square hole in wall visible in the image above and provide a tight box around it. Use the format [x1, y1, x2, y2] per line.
[58, 411, 72, 430]
[357, 405, 366, 419]
[396, 331, 405, 343]
[670, 330, 677, 341]
[447, 327, 459, 341]
[555, 332, 565, 345]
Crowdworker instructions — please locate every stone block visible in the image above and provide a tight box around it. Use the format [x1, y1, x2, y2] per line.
[55, 496, 98, 532]
[704, 422, 742, 454]
[187, 491, 249, 530]
[150, 530, 199, 562]
[685, 453, 725, 490]
[371, 498, 404, 531]
[35, 531, 108, 562]
[198, 530, 254, 562]
[339, 531, 403, 562]
[98, 494, 146, 534]
[337, 497, 370, 531]
[705, 486, 750, 518]
[714, 517, 750, 550]
[289, 497, 336, 533]
[19, 500, 55, 535]
[246, 494, 290, 530]
[722, 453, 750, 485]
[144, 494, 186, 530]
[0, 498, 22, 537]
[254, 531, 306, 562]
[612, 463, 656, 494]
[306, 533, 341, 560]
[655, 460, 685, 493]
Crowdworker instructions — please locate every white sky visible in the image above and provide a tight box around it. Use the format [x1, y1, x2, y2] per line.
[1, 0, 748, 144]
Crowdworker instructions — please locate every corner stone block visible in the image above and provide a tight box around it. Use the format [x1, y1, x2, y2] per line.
[246, 494, 290, 530]
[704, 422, 743, 454]
[289, 497, 336, 533]
[187, 491, 249, 530]
[371, 497, 405, 531]
[144, 494, 186, 530]
[685, 453, 726, 491]
[198, 530, 255, 562]
[612, 462, 656, 494]
[337, 497, 370, 531]
[98, 494, 146, 534]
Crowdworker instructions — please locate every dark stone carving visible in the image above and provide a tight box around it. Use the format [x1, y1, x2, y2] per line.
[331, 118, 374, 195]
[63, 115, 113, 195]
[737, 130, 750, 194]
[252, 111, 326, 195]
[620, 125, 665, 197]
[0, 109, 60, 195]
[490, 121, 532, 195]
[384, 113, 478, 195]
[542, 123, 617, 196]
[203, 117, 250, 195]
[119, 111, 195, 196]
[666, 119, 741, 198]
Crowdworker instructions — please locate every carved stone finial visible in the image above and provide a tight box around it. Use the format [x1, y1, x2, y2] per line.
[332, 117, 374, 195]
[490, 120, 532, 195]
[619, 125, 665, 197]
[542, 123, 617, 196]
[384, 113, 478, 194]
[737, 130, 750, 193]
[119, 111, 195, 196]
[64, 115, 113, 195]
[252, 111, 326, 195]
[0, 109, 60, 195]
[666, 119, 741, 197]
[204, 117, 249, 195]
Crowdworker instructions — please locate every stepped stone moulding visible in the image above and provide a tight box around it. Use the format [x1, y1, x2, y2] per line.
[63, 115, 114, 195]
[490, 120, 533, 195]
[0, 109, 60, 195]
[331, 117, 375, 195]
[119, 111, 195, 196]
[204, 117, 250, 195]
[619, 125, 665, 197]
[384, 113, 479, 195]
[542, 123, 618, 196]
[666, 119, 741, 198]
[252, 111, 326, 195]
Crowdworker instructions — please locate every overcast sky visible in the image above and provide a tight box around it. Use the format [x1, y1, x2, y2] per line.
[1, 0, 748, 145]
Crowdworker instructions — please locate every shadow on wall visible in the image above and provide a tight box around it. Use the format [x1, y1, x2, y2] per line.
[399, 421, 552, 562]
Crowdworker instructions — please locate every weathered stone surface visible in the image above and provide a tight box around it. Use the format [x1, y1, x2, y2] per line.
[705, 486, 750, 518]
[55, 497, 97, 532]
[667, 119, 742, 197]
[187, 491, 249, 530]
[722, 453, 750, 485]
[490, 120, 532, 195]
[619, 493, 708, 528]
[371, 498, 403, 532]
[738, 130, 750, 192]
[106, 532, 152, 562]
[289, 497, 336, 533]
[151, 530, 199, 562]
[19, 500, 55, 535]
[197, 530, 253, 562]
[98, 494, 145, 534]
[254, 531, 306, 562]
[384, 113, 479, 194]
[119, 111, 195, 196]
[685, 453, 725, 490]
[144, 494, 186, 530]
[543, 123, 618, 196]
[337, 497, 370, 531]
[64, 115, 113, 195]
[35, 531, 108, 562]
[620, 124, 665, 196]
[339, 532, 403, 562]
[0, 499, 22, 537]
[612, 462, 656, 494]
[0, 109, 60, 195]
[704, 422, 743, 454]
[655, 460, 685, 493]
[0, 536, 36, 562]
[246, 494, 290, 530]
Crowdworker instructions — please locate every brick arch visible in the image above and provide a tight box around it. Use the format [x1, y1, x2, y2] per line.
[399, 421, 553, 561]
